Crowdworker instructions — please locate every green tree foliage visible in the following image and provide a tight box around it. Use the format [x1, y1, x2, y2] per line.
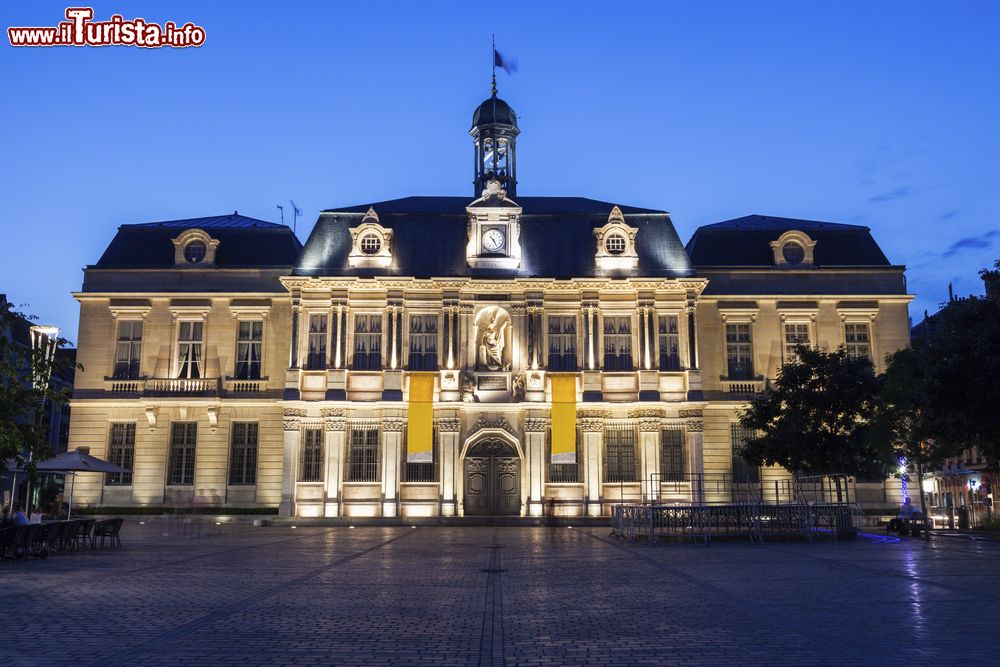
[909, 259, 1000, 465]
[0, 301, 78, 478]
[873, 345, 954, 470]
[737, 346, 891, 477]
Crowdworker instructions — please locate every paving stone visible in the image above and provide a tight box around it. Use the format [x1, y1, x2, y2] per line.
[1, 521, 998, 666]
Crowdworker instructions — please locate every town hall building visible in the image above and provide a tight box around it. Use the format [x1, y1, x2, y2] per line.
[67, 86, 915, 518]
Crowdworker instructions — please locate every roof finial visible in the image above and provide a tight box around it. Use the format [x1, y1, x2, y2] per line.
[491, 34, 497, 96]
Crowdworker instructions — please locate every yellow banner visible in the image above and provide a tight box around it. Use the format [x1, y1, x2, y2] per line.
[550, 373, 577, 465]
[406, 373, 435, 463]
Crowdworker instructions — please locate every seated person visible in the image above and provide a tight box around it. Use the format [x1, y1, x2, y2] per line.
[10, 503, 29, 526]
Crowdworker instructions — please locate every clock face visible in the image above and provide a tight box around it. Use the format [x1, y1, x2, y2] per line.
[482, 228, 505, 253]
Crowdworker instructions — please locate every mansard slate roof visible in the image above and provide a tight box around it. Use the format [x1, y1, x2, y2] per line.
[295, 196, 694, 279]
[93, 213, 302, 268]
[685, 215, 893, 267]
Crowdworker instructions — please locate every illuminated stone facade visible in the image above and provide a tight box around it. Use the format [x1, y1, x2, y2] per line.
[67, 91, 915, 517]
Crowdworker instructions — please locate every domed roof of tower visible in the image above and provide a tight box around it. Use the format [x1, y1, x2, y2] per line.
[471, 93, 518, 130]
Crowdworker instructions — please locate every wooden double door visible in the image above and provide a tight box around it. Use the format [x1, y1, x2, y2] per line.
[463, 439, 521, 516]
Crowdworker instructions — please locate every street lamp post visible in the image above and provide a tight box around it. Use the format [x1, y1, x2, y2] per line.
[22, 325, 60, 517]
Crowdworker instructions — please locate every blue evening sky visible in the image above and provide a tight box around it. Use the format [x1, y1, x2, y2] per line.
[2, 1, 998, 343]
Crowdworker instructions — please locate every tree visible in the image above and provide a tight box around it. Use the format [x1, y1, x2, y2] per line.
[871, 344, 956, 537]
[738, 346, 892, 481]
[0, 300, 78, 497]
[915, 260, 1000, 465]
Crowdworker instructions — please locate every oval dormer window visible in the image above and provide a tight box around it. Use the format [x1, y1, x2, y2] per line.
[360, 232, 382, 255]
[605, 234, 627, 256]
[184, 240, 207, 264]
[782, 241, 805, 265]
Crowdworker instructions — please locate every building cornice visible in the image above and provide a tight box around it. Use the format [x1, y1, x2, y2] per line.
[279, 276, 707, 295]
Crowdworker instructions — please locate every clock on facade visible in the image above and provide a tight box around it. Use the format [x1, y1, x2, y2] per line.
[482, 228, 506, 253]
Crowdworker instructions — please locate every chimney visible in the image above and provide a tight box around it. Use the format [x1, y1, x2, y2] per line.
[77, 446, 90, 455]
[948, 282, 954, 302]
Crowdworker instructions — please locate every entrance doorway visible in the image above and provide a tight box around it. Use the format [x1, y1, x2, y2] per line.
[463, 439, 520, 516]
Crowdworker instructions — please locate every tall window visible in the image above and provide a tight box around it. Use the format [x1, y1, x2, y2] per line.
[546, 428, 581, 483]
[235, 321, 263, 379]
[306, 314, 328, 370]
[401, 427, 438, 482]
[547, 315, 578, 371]
[168, 422, 197, 485]
[176, 321, 203, 379]
[353, 314, 382, 371]
[408, 314, 438, 371]
[603, 316, 633, 371]
[783, 323, 810, 362]
[105, 422, 135, 486]
[346, 425, 380, 482]
[114, 321, 142, 380]
[228, 422, 258, 486]
[725, 323, 753, 380]
[658, 315, 680, 371]
[661, 428, 685, 482]
[300, 429, 324, 482]
[604, 424, 637, 483]
[730, 424, 760, 484]
[844, 323, 872, 360]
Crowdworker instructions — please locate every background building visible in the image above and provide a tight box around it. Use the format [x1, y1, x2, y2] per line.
[67, 89, 915, 517]
[1, 293, 76, 510]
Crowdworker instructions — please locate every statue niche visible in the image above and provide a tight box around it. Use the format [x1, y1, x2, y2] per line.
[474, 306, 512, 371]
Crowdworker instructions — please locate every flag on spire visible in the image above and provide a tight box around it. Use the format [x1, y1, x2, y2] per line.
[493, 48, 517, 75]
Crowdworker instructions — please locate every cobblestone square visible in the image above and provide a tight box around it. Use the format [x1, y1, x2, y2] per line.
[3, 523, 999, 666]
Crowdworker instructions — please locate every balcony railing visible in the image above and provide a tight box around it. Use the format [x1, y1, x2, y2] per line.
[224, 378, 268, 394]
[722, 379, 766, 396]
[104, 378, 143, 395]
[144, 377, 219, 396]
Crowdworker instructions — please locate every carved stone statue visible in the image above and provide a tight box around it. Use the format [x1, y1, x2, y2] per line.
[478, 311, 509, 370]
[461, 372, 478, 403]
[511, 373, 526, 402]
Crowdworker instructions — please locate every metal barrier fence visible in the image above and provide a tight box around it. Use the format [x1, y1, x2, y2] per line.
[640, 472, 859, 506]
[610, 501, 857, 544]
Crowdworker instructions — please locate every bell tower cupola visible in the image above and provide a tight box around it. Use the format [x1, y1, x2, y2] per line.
[471, 75, 519, 197]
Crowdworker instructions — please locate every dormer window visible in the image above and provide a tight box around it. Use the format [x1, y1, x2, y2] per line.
[781, 241, 805, 265]
[594, 206, 639, 271]
[184, 240, 207, 264]
[348, 207, 393, 268]
[359, 232, 383, 255]
[604, 233, 627, 256]
[770, 230, 816, 267]
[171, 229, 220, 266]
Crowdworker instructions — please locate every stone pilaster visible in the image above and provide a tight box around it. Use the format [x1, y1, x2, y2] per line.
[639, 418, 661, 502]
[323, 409, 346, 517]
[681, 409, 705, 503]
[381, 417, 405, 517]
[580, 417, 604, 516]
[524, 417, 548, 516]
[279, 410, 303, 516]
[437, 417, 461, 516]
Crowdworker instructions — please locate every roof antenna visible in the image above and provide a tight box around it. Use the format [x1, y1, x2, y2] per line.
[276, 204, 285, 226]
[290, 200, 302, 235]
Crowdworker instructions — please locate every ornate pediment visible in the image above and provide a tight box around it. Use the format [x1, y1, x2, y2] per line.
[472, 414, 516, 436]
